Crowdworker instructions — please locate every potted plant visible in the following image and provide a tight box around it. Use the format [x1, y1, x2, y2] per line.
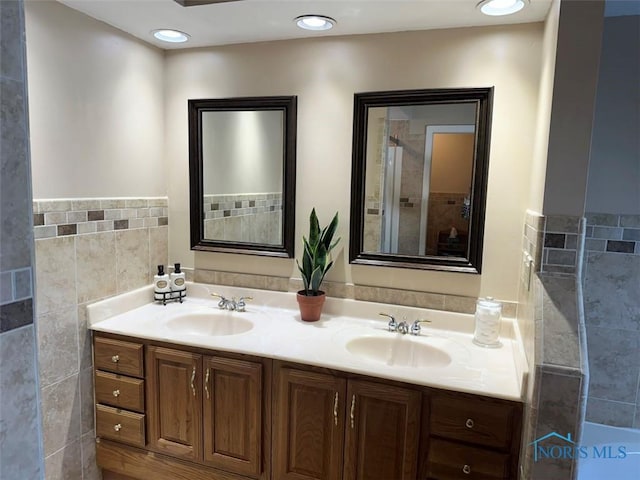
[296, 208, 340, 322]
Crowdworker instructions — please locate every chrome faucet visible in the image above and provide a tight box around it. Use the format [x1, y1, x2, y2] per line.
[379, 313, 430, 335]
[410, 319, 432, 336]
[211, 293, 252, 312]
[379, 313, 397, 332]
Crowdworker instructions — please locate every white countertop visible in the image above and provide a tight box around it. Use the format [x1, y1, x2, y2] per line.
[88, 282, 527, 402]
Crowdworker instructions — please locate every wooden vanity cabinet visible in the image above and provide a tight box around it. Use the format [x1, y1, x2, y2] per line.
[419, 390, 523, 480]
[95, 334, 270, 480]
[145, 345, 265, 478]
[93, 336, 146, 448]
[146, 346, 203, 461]
[94, 333, 522, 480]
[273, 363, 421, 480]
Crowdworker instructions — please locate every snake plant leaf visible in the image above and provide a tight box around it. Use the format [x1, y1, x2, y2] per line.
[309, 265, 324, 293]
[296, 260, 310, 292]
[314, 243, 327, 272]
[320, 212, 339, 250]
[309, 208, 320, 250]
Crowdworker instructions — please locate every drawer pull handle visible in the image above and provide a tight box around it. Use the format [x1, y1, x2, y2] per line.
[112, 389, 120, 398]
[465, 418, 474, 429]
[350, 394, 356, 429]
[190, 366, 196, 397]
[463, 464, 471, 475]
[205, 368, 210, 400]
[114, 423, 122, 432]
[333, 392, 339, 426]
[111, 355, 119, 363]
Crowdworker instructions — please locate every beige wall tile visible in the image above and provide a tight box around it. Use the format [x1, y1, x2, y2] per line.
[149, 226, 168, 283]
[37, 306, 79, 388]
[76, 232, 117, 304]
[35, 236, 76, 315]
[81, 432, 101, 480]
[115, 228, 150, 293]
[41, 374, 81, 456]
[44, 438, 82, 480]
[77, 303, 92, 371]
[80, 366, 94, 435]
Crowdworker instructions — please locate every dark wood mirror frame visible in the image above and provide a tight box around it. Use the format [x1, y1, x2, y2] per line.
[349, 88, 493, 274]
[189, 96, 297, 257]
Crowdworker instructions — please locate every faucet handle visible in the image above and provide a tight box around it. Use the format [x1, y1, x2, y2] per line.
[379, 313, 397, 332]
[237, 296, 252, 312]
[210, 292, 228, 309]
[410, 319, 431, 336]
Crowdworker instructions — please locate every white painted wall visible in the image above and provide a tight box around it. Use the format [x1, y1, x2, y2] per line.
[529, 0, 560, 214]
[542, 0, 605, 215]
[202, 110, 283, 195]
[166, 24, 544, 301]
[25, 0, 165, 198]
[586, 15, 640, 215]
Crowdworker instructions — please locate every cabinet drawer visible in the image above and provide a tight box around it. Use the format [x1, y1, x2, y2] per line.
[430, 395, 514, 450]
[96, 404, 145, 447]
[425, 438, 510, 480]
[95, 371, 145, 413]
[95, 337, 144, 377]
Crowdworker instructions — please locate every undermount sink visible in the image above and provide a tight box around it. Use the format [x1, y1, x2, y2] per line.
[165, 311, 254, 336]
[345, 335, 452, 368]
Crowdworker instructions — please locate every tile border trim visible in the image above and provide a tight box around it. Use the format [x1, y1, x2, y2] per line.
[33, 197, 169, 239]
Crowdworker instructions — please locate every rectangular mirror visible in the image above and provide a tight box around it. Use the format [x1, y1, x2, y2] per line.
[189, 96, 296, 257]
[350, 88, 493, 273]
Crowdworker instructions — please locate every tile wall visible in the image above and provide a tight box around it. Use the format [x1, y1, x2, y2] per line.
[33, 197, 169, 479]
[0, 1, 44, 478]
[583, 213, 640, 428]
[203, 192, 282, 244]
[518, 212, 588, 479]
[193, 268, 518, 317]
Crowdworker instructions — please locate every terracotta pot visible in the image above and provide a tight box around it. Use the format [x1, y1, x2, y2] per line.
[296, 290, 326, 322]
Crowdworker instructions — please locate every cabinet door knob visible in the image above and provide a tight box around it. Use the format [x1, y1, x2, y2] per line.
[113, 423, 122, 432]
[112, 389, 120, 397]
[465, 418, 474, 429]
[462, 464, 471, 474]
[111, 355, 119, 363]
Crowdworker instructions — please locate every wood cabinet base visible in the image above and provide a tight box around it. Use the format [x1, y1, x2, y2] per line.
[97, 439, 258, 480]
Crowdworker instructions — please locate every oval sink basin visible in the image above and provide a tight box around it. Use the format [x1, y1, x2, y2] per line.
[165, 311, 253, 336]
[345, 336, 452, 368]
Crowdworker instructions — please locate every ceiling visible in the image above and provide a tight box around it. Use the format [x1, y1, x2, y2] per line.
[55, 0, 553, 50]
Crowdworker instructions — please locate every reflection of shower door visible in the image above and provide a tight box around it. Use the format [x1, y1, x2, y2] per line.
[381, 146, 403, 253]
[419, 125, 475, 255]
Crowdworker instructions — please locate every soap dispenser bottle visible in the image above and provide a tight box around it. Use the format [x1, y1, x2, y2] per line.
[170, 263, 186, 299]
[154, 265, 171, 302]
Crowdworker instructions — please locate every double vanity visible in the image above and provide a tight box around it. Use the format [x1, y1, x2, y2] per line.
[88, 283, 526, 480]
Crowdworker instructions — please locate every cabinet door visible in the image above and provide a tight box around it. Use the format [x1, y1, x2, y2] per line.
[146, 346, 202, 461]
[202, 356, 263, 478]
[343, 379, 421, 480]
[273, 367, 347, 480]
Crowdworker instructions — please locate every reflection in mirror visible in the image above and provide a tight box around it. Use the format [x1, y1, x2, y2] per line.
[202, 110, 283, 245]
[189, 96, 297, 257]
[350, 88, 493, 273]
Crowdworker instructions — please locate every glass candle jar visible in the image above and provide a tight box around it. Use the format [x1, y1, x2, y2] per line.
[472, 297, 502, 348]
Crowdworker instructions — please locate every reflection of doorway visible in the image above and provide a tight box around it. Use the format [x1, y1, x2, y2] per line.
[420, 125, 475, 255]
[381, 146, 403, 253]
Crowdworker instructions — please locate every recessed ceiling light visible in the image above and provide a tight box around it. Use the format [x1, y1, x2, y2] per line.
[294, 15, 336, 31]
[477, 0, 527, 16]
[152, 29, 190, 43]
